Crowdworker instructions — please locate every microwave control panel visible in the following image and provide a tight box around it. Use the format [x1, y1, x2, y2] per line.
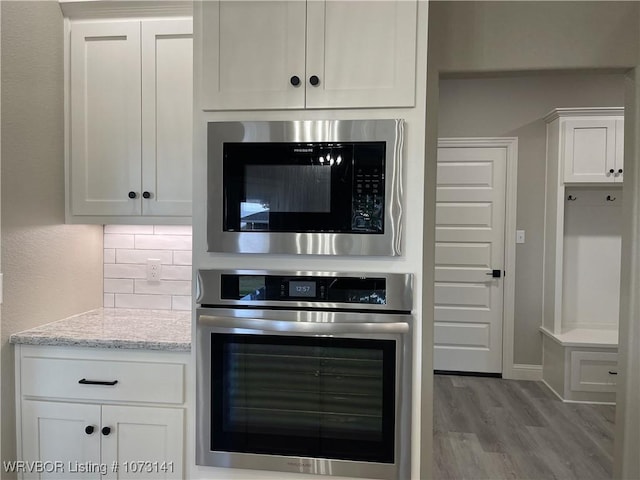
[352, 157, 384, 233]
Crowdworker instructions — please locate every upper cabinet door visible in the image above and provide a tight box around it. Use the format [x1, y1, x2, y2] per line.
[563, 118, 618, 183]
[614, 118, 624, 182]
[141, 19, 193, 216]
[70, 21, 142, 216]
[201, 1, 306, 110]
[305, 0, 417, 109]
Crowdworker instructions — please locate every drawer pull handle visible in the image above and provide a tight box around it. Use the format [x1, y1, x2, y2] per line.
[78, 378, 118, 386]
[608, 371, 618, 375]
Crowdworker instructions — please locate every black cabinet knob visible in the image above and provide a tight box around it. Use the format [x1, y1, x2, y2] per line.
[85, 426, 95, 435]
[142, 191, 151, 199]
[290, 75, 301, 87]
[618, 168, 623, 174]
[101, 427, 111, 436]
[609, 169, 615, 174]
[309, 75, 320, 86]
[128, 191, 137, 199]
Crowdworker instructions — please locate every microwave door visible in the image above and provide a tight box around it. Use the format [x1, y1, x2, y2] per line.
[223, 143, 353, 233]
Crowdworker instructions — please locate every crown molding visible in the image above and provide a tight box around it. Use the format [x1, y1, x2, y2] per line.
[544, 106, 624, 123]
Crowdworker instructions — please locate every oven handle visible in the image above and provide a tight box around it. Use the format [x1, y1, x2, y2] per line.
[197, 314, 410, 335]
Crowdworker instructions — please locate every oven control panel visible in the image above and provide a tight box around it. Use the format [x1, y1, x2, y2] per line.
[220, 274, 387, 305]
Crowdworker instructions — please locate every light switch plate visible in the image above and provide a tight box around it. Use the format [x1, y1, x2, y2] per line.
[516, 230, 525, 244]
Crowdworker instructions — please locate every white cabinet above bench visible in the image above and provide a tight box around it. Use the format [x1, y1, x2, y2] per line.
[545, 107, 624, 184]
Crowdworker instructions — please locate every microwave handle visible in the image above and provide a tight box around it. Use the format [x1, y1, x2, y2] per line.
[197, 314, 409, 335]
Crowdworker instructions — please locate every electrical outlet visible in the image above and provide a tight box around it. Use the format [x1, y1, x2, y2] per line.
[146, 259, 161, 282]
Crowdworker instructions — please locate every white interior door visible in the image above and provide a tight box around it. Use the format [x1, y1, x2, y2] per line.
[434, 144, 508, 373]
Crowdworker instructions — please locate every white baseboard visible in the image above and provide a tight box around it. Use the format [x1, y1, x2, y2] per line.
[508, 363, 543, 381]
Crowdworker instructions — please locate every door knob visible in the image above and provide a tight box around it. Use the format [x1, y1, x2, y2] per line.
[618, 168, 623, 174]
[101, 427, 111, 436]
[609, 169, 615, 174]
[128, 191, 137, 199]
[309, 75, 320, 86]
[142, 191, 151, 199]
[85, 425, 95, 435]
[290, 75, 301, 86]
[485, 270, 502, 278]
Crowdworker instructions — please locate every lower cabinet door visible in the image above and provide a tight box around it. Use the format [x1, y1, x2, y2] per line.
[100, 405, 184, 480]
[21, 401, 102, 479]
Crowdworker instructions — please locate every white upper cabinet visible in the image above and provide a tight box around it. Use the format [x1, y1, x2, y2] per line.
[200, 0, 417, 110]
[69, 18, 193, 223]
[142, 20, 193, 217]
[201, 1, 306, 110]
[71, 22, 143, 217]
[559, 109, 624, 184]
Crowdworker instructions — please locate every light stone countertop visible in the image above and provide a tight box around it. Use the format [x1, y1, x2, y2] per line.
[9, 308, 191, 351]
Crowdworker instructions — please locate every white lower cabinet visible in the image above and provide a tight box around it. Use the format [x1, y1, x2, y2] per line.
[16, 346, 186, 479]
[21, 402, 182, 480]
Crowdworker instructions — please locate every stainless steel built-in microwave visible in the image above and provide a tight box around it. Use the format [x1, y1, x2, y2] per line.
[207, 119, 404, 256]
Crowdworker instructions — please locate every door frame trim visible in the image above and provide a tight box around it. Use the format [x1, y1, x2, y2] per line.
[437, 137, 519, 379]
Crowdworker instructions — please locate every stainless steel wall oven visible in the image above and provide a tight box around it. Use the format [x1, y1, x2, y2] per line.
[207, 119, 404, 256]
[196, 270, 413, 479]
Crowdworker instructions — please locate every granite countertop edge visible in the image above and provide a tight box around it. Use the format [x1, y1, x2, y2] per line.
[9, 308, 192, 352]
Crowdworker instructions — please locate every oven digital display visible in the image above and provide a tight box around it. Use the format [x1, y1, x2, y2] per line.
[288, 281, 316, 298]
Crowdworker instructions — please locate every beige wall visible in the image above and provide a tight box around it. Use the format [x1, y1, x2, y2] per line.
[429, 1, 639, 74]
[437, 71, 625, 365]
[0, 1, 103, 469]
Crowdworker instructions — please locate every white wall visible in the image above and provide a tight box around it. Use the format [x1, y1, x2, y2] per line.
[437, 71, 625, 365]
[0, 1, 103, 471]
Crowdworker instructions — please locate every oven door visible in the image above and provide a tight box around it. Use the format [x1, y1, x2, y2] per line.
[196, 309, 412, 480]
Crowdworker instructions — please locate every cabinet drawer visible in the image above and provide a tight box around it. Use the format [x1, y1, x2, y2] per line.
[21, 357, 184, 404]
[570, 351, 618, 393]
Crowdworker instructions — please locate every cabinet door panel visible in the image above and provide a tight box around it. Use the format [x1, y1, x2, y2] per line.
[70, 22, 142, 215]
[101, 405, 183, 480]
[563, 118, 617, 183]
[306, 0, 417, 108]
[201, 1, 306, 110]
[21, 401, 101, 480]
[615, 118, 624, 182]
[142, 19, 193, 216]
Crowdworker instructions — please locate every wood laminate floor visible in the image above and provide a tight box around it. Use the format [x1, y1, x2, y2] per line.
[433, 374, 616, 480]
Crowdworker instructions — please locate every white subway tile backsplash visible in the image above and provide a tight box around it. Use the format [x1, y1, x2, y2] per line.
[104, 234, 135, 249]
[105, 225, 154, 235]
[104, 278, 134, 294]
[116, 249, 173, 265]
[104, 294, 115, 308]
[104, 264, 147, 279]
[115, 294, 172, 310]
[161, 265, 192, 281]
[172, 296, 192, 311]
[134, 279, 191, 296]
[104, 249, 116, 264]
[135, 235, 191, 251]
[173, 250, 192, 266]
[154, 225, 193, 235]
[104, 225, 193, 311]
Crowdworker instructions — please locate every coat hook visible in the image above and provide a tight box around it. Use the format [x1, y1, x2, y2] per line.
[606, 195, 616, 201]
[567, 195, 577, 201]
